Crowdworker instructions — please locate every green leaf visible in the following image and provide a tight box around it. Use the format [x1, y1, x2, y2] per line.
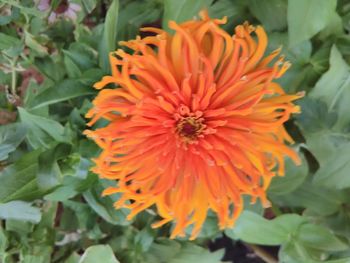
[34, 56, 65, 82]
[0, 32, 21, 50]
[271, 180, 344, 216]
[99, 0, 119, 71]
[63, 53, 82, 78]
[208, 0, 247, 31]
[296, 98, 348, 166]
[313, 143, 350, 189]
[145, 239, 181, 263]
[318, 11, 344, 39]
[79, 245, 120, 263]
[27, 79, 95, 110]
[134, 227, 155, 253]
[268, 152, 308, 195]
[65, 253, 80, 263]
[310, 45, 350, 130]
[0, 6, 20, 26]
[63, 44, 96, 71]
[116, 1, 161, 43]
[1, 0, 44, 17]
[0, 123, 27, 161]
[0, 32, 22, 57]
[104, 0, 119, 52]
[18, 107, 70, 149]
[266, 32, 312, 93]
[169, 243, 223, 263]
[288, 0, 337, 46]
[24, 31, 48, 57]
[229, 211, 304, 245]
[6, 219, 33, 234]
[297, 223, 348, 251]
[37, 143, 72, 190]
[0, 228, 8, 253]
[62, 200, 96, 230]
[248, 0, 287, 31]
[81, 0, 97, 13]
[279, 242, 314, 263]
[0, 201, 41, 223]
[163, 0, 214, 31]
[83, 180, 130, 225]
[0, 150, 47, 203]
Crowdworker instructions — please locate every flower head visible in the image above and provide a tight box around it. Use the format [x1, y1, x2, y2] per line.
[37, 0, 81, 23]
[85, 11, 303, 240]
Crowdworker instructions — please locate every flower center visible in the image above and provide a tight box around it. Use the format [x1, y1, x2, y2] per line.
[55, 0, 69, 14]
[176, 117, 204, 141]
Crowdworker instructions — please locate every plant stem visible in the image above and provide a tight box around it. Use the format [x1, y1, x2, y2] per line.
[246, 244, 279, 263]
[10, 58, 17, 96]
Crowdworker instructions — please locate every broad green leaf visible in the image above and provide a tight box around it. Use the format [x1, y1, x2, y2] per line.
[313, 143, 350, 189]
[296, 98, 337, 134]
[279, 242, 316, 263]
[44, 184, 78, 202]
[0, 150, 47, 203]
[62, 200, 96, 230]
[5, 219, 33, 234]
[99, 0, 119, 71]
[318, 11, 344, 39]
[37, 143, 72, 190]
[18, 107, 70, 149]
[295, 98, 348, 165]
[271, 180, 344, 216]
[63, 53, 82, 78]
[268, 153, 308, 195]
[34, 56, 65, 82]
[83, 180, 130, 225]
[228, 211, 304, 245]
[266, 32, 312, 93]
[297, 223, 348, 251]
[65, 253, 80, 263]
[27, 79, 95, 110]
[134, 227, 155, 253]
[168, 243, 223, 263]
[0, 32, 22, 57]
[0, 123, 27, 161]
[0, 201, 41, 223]
[310, 45, 350, 130]
[163, 0, 214, 31]
[248, 0, 287, 31]
[44, 172, 97, 202]
[80, 68, 104, 86]
[288, 0, 337, 46]
[145, 239, 181, 263]
[63, 44, 96, 71]
[0, 32, 21, 50]
[79, 245, 120, 263]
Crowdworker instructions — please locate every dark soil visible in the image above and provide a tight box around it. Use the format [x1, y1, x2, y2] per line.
[209, 235, 278, 263]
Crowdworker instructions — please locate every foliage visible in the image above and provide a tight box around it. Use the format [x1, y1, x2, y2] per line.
[1, 0, 350, 262]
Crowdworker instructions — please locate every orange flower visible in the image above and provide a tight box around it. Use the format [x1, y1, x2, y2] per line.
[85, 10, 303, 240]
